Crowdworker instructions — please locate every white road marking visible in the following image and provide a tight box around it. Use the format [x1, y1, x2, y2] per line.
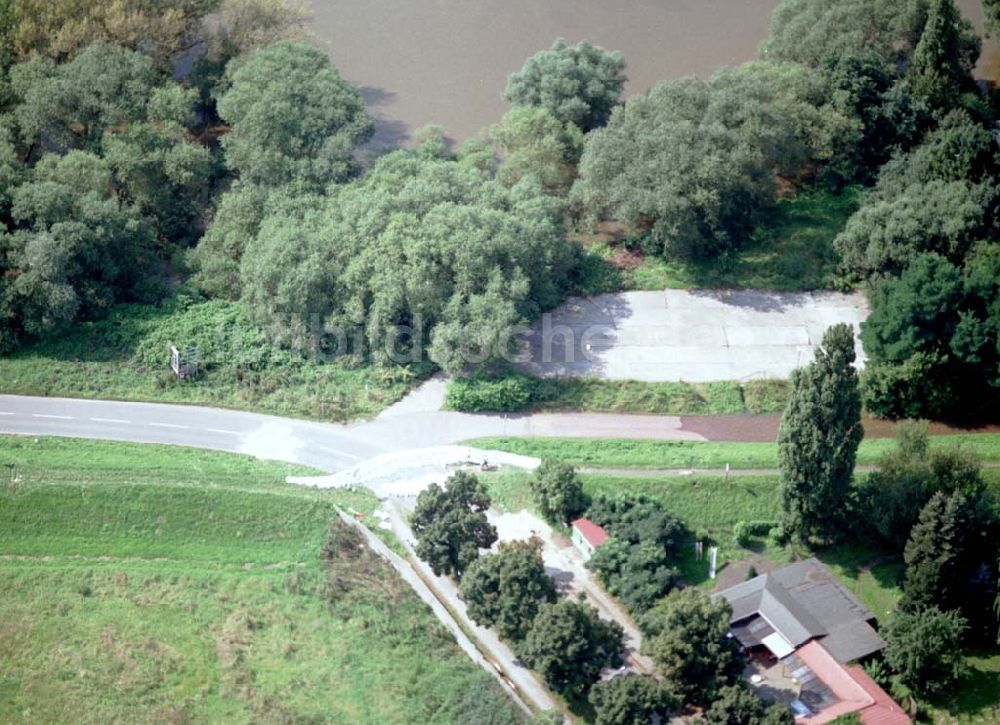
[318, 446, 361, 461]
[33, 414, 72, 420]
[206, 428, 240, 435]
[90, 417, 130, 424]
[149, 422, 188, 429]
[0, 412, 12, 416]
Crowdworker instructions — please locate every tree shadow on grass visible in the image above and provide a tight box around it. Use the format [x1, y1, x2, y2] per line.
[929, 649, 1000, 721]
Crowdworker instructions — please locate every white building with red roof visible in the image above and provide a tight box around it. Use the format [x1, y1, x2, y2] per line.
[570, 517, 608, 560]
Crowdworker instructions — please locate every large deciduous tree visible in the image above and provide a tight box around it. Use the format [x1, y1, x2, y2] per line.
[588, 674, 675, 725]
[491, 105, 583, 195]
[11, 41, 158, 149]
[217, 40, 374, 189]
[411, 470, 497, 579]
[529, 459, 587, 525]
[458, 537, 556, 641]
[761, 0, 929, 69]
[640, 588, 742, 707]
[516, 599, 623, 699]
[704, 684, 794, 725]
[778, 323, 863, 542]
[0, 151, 159, 350]
[883, 606, 968, 696]
[504, 38, 626, 132]
[574, 63, 854, 260]
[858, 421, 984, 548]
[835, 112, 999, 281]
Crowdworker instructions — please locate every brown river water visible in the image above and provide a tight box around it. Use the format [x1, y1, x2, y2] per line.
[310, 0, 997, 148]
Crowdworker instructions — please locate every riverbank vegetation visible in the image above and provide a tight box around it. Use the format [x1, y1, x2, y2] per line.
[0, 0, 996, 423]
[0, 299, 425, 420]
[0, 435, 523, 723]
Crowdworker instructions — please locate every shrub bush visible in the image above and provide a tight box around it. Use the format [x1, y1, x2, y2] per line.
[733, 520, 779, 548]
[444, 374, 538, 412]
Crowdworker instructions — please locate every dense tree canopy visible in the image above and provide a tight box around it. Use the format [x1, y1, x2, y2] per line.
[411, 470, 497, 578]
[503, 39, 626, 132]
[0, 151, 161, 350]
[3, 0, 218, 66]
[217, 41, 374, 189]
[11, 41, 159, 149]
[761, 0, 930, 69]
[861, 248, 1000, 419]
[458, 538, 556, 641]
[235, 146, 578, 372]
[835, 112, 999, 280]
[778, 324, 863, 541]
[574, 62, 855, 259]
[640, 588, 742, 706]
[586, 495, 687, 612]
[516, 599, 623, 699]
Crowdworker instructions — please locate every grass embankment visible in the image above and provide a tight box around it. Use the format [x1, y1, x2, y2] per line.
[445, 375, 790, 415]
[573, 188, 860, 294]
[0, 299, 428, 422]
[0, 436, 522, 724]
[465, 433, 1000, 470]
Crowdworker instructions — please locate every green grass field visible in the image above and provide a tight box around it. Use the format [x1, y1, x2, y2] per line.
[574, 188, 860, 294]
[0, 437, 522, 724]
[0, 299, 427, 422]
[466, 433, 1000, 470]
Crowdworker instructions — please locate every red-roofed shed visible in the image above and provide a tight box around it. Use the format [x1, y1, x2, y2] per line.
[571, 517, 608, 559]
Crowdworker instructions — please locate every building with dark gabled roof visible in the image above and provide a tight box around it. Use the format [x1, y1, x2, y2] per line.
[713, 559, 908, 724]
[714, 557, 886, 664]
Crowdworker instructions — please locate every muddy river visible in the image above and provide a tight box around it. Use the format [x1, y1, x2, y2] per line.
[310, 0, 996, 148]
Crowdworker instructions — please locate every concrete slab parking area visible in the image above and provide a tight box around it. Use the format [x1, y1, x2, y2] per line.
[518, 289, 869, 382]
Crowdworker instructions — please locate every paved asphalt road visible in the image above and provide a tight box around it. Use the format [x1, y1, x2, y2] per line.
[0, 393, 718, 473]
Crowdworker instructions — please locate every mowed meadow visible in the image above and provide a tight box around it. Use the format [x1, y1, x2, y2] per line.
[0, 437, 522, 724]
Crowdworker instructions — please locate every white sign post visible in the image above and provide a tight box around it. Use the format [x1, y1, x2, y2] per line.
[709, 546, 719, 580]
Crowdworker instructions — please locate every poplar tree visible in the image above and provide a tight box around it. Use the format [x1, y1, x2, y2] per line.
[777, 323, 863, 541]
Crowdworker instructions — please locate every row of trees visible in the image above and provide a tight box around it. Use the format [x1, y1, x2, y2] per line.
[409, 470, 633, 714]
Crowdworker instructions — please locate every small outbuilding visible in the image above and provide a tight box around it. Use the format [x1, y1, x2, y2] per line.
[570, 517, 608, 560]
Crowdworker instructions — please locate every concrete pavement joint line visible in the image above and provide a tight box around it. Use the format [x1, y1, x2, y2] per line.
[33, 414, 72, 420]
[148, 422, 188, 429]
[318, 445, 361, 460]
[90, 417, 130, 424]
